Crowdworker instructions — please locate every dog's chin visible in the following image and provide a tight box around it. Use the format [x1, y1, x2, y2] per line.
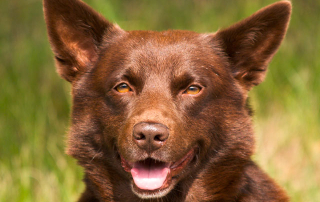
[120, 147, 197, 199]
[131, 179, 176, 199]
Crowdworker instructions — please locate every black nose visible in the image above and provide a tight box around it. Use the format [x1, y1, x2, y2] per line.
[133, 122, 169, 152]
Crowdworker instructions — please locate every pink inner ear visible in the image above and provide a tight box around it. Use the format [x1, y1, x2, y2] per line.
[56, 22, 97, 69]
[74, 39, 98, 67]
[216, 1, 291, 89]
[44, 0, 120, 82]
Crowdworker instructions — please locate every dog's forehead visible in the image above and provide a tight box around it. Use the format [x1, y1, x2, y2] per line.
[99, 30, 223, 77]
[125, 30, 211, 59]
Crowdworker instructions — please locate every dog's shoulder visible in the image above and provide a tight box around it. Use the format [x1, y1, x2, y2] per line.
[237, 162, 289, 202]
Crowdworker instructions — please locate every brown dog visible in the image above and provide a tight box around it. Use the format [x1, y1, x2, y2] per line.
[43, 0, 291, 201]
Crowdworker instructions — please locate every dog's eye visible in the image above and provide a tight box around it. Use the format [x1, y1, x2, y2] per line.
[184, 85, 201, 95]
[115, 83, 132, 93]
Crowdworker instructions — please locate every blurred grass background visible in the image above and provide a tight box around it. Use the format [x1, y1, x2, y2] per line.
[0, 0, 319, 201]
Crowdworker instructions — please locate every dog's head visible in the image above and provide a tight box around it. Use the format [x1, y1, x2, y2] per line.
[44, 0, 291, 199]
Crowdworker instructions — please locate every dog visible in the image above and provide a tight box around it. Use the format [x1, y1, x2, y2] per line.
[43, 0, 291, 201]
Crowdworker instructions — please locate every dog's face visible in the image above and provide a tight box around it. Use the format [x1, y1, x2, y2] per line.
[43, 0, 291, 199]
[75, 30, 250, 198]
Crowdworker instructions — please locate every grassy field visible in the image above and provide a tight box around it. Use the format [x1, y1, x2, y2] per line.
[0, 0, 319, 201]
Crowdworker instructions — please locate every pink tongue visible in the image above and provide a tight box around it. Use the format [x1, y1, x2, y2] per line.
[131, 160, 169, 190]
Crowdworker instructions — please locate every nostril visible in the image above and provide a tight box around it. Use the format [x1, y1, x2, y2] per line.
[134, 132, 146, 140]
[154, 134, 162, 142]
[154, 133, 168, 142]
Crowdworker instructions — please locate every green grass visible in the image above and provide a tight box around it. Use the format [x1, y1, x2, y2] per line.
[0, 0, 319, 201]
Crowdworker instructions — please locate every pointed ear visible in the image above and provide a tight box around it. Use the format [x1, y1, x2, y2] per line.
[215, 1, 291, 90]
[43, 0, 124, 82]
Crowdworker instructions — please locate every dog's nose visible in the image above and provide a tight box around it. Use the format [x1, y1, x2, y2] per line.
[133, 122, 169, 152]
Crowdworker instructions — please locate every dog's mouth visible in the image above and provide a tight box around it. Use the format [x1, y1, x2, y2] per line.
[120, 147, 197, 198]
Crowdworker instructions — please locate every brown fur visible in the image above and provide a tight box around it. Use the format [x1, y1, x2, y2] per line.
[43, 0, 291, 201]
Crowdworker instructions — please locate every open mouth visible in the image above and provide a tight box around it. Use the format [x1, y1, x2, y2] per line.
[120, 148, 197, 197]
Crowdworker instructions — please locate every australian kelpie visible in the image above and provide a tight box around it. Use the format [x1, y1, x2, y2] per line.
[43, 0, 291, 201]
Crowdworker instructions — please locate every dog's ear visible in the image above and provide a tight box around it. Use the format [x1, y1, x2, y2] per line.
[43, 0, 123, 82]
[215, 1, 291, 90]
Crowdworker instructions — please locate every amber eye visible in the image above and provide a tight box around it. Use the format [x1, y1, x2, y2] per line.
[184, 85, 201, 95]
[115, 83, 132, 93]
